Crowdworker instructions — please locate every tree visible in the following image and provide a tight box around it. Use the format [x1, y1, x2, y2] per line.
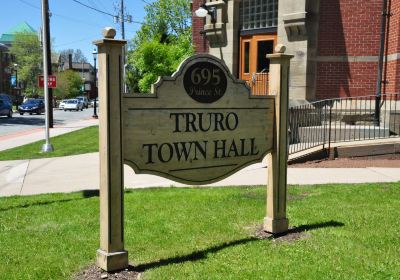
[9, 32, 42, 96]
[59, 48, 88, 64]
[126, 0, 193, 93]
[59, 49, 74, 64]
[73, 49, 88, 63]
[54, 70, 83, 99]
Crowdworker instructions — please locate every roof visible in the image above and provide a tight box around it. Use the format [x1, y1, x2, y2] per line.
[0, 22, 37, 43]
[6, 22, 36, 34]
[64, 62, 94, 70]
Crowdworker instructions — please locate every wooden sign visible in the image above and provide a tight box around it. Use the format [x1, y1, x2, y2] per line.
[123, 55, 275, 184]
[94, 28, 292, 272]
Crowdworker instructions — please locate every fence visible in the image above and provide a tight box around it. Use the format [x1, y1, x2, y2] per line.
[247, 72, 269, 96]
[288, 93, 400, 155]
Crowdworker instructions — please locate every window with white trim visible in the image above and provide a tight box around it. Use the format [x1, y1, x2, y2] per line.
[240, 0, 278, 31]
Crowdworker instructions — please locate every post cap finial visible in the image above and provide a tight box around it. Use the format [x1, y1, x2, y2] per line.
[103, 27, 116, 39]
[275, 44, 286, 54]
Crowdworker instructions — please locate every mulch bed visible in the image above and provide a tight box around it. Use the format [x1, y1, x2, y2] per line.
[253, 226, 310, 243]
[74, 265, 140, 280]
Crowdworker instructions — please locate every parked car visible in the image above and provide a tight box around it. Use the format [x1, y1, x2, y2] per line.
[64, 99, 84, 111]
[89, 99, 99, 108]
[59, 99, 68, 109]
[76, 96, 89, 109]
[18, 99, 45, 115]
[0, 93, 13, 104]
[0, 98, 13, 118]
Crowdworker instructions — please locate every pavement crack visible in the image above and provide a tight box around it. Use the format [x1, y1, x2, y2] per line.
[366, 167, 397, 181]
[20, 159, 31, 195]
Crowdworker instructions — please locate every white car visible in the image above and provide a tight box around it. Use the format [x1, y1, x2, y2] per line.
[90, 99, 99, 108]
[59, 99, 68, 109]
[64, 99, 84, 111]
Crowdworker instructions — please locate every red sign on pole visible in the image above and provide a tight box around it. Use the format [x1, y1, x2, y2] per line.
[38, 75, 57, 88]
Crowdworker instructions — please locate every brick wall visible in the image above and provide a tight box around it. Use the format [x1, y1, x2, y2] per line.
[191, 0, 400, 98]
[316, 62, 378, 99]
[192, 0, 209, 53]
[316, 0, 384, 99]
[385, 0, 400, 94]
[318, 0, 382, 57]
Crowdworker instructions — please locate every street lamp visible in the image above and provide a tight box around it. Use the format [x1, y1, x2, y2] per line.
[92, 49, 98, 119]
[195, 4, 217, 23]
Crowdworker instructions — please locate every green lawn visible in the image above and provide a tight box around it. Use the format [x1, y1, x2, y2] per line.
[0, 126, 99, 161]
[0, 183, 399, 279]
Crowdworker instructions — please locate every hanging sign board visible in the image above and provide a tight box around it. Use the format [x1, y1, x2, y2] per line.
[38, 75, 57, 88]
[122, 55, 275, 184]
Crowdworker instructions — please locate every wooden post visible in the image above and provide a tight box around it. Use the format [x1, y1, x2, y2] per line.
[264, 45, 293, 234]
[94, 28, 128, 271]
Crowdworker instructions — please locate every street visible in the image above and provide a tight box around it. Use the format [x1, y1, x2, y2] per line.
[0, 108, 96, 136]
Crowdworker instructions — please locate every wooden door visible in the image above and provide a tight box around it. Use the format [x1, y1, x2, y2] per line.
[240, 34, 276, 95]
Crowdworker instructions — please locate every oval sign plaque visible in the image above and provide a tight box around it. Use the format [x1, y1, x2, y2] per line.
[183, 61, 227, 103]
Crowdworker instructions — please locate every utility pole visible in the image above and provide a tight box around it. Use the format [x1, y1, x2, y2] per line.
[120, 0, 125, 42]
[115, 0, 131, 93]
[41, 0, 54, 152]
[120, 0, 126, 93]
[44, 0, 54, 128]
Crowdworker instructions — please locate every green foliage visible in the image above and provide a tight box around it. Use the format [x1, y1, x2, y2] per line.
[9, 32, 43, 97]
[126, 0, 193, 93]
[127, 37, 192, 93]
[54, 70, 83, 99]
[132, 0, 192, 47]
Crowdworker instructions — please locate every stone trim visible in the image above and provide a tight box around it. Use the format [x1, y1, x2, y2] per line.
[315, 53, 400, 63]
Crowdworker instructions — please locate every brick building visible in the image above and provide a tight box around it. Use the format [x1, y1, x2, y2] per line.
[0, 43, 10, 93]
[192, 0, 400, 102]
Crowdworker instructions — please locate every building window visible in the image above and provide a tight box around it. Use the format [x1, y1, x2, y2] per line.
[240, 0, 278, 31]
[244, 41, 250, 73]
[257, 40, 274, 72]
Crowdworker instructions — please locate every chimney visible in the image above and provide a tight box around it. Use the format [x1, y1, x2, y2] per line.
[68, 54, 73, 70]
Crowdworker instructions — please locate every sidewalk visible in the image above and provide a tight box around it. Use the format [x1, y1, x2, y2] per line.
[1, 152, 399, 197]
[0, 118, 99, 151]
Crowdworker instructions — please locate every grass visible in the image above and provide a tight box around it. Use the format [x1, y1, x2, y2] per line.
[0, 126, 99, 161]
[0, 183, 399, 279]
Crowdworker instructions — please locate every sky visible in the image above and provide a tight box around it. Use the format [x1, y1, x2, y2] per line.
[0, 0, 150, 64]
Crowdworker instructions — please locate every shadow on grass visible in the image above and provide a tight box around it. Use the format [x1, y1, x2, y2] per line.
[133, 220, 344, 272]
[274, 220, 345, 238]
[82, 190, 99, 198]
[0, 189, 99, 212]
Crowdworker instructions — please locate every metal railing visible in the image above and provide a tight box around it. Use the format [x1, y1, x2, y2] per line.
[288, 93, 400, 155]
[248, 72, 269, 96]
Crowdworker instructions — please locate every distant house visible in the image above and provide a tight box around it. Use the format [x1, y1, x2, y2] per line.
[62, 62, 95, 84]
[61, 56, 97, 99]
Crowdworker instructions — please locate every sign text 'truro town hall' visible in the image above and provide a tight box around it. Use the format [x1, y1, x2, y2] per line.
[123, 55, 275, 184]
[95, 31, 291, 271]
